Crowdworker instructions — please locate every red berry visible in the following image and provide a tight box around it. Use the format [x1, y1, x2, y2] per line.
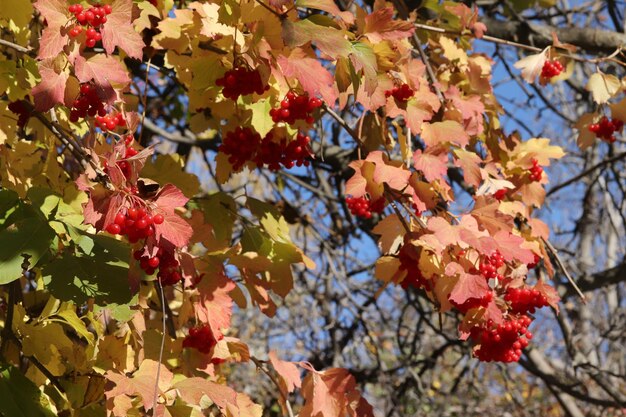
[106, 223, 121, 234]
[153, 214, 164, 224]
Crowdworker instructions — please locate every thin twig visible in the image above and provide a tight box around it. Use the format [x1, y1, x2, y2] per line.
[250, 356, 295, 417]
[0, 38, 32, 54]
[542, 237, 586, 302]
[152, 278, 167, 417]
[547, 151, 626, 196]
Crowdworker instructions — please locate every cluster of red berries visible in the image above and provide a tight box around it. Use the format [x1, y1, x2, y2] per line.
[70, 83, 105, 122]
[527, 253, 541, 269]
[385, 83, 414, 102]
[479, 250, 505, 282]
[270, 92, 323, 125]
[105, 205, 164, 243]
[541, 60, 564, 79]
[95, 113, 126, 131]
[215, 66, 268, 100]
[504, 287, 549, 314]
[493, 189, 508, 201]
[588, 116, 624, 143]
[219, 127, 313, 171]
[8, 100, 32, 128]
[528, 158, 543, 182]
[451, 291, 493, 314]
[345, 196, 385, 219]
[134, 246, 182, 286]
[67, 3, 112, 47]
[398, 246, 431, 290]
[183, 324, 222, 354]
[471, 315, 533, 362]
[113, 134, 139, 178]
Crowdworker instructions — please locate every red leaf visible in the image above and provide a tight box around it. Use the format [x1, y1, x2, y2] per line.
[492, 231, 535, 264]
[194, 264, 235, 339]
[174, 377, 238, 411]
[363, 7, 415, 42]
[154, 211, 193, 247]
[534, 279, 560, 312]
[74, 54, 131, 103]
[101, 0, 145, 59]
[269, 351, 302, 394]
[277, 49, 337, 106]
[32, 59, 69, 111]
[153, 184, 189, 214]
[413, 146, 449, 182]
[447, 262, 490, 304]
[34, 0, 70, 60]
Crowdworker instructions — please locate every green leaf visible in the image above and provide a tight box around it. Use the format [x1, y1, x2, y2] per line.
[54, 302, 96, 345]
[0, 189, 20, 229]
[246, 99, 274, 138]
[0, 210, 55, 284]
[0, 364, 57, 417]
[349, 42, 378, 94]
[246, 197, 292, 244]
[42, 233, 132, 305]
[197, 193, 236, 248]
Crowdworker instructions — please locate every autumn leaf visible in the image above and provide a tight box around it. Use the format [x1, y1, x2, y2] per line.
[421, 120, 469, 147]
[282, 18, 352, 60]
[362, 7, 414, 42]
[277, 49, 337, 105]
[34, 0, 70, 60]
[73, 54, 131, 103]
[101, 0, 145, 59]
[586, 72, 621, 104]
[514, 49, 549, 83]
[153, 184, 189, 214]
[447, 262, 490, 304]
[413, 146, 449, 182]
[193, 263, 235, 339]
[269, 351, 302, 395]
[31, 59, 69, 112]
[372, 213, 405, 254]
[174, 377, 238, 411]
[154, 212, 193, 248]
[295, 0, 355, 24]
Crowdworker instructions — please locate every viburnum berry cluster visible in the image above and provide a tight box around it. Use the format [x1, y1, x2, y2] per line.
[105, 204, 164, 243]
[505, 287, 549, 314]
[134, 245, 182, 286]
[479, 250, 505, 282]
[385, 83, 414, 102]
[470, 315, 533, 363]
[588, 116, 624, 143]
[270, 91, 323, 125]
[215, 66, 268, 100]
[218, 127, 313, 171]
[345, 196, 385, 219]
[528, 158, 543, 182]
[183, 324, 223, 354]
[111, 135, 139, 179]
[67, 3, 112, 47]
[95, 113, 126, 131]
[69, 83, 105, 122]
[541, 59, 564, 79]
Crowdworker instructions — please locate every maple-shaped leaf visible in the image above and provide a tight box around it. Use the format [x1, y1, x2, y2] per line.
[609, 96, 626, 122]
[174, 377, 238, 411]
[277, 49, 337, 106]
[507, 137, 564, 168]
[368, 151, 412, 191]
[492, 231, 535, 264]
[513, 49, 548, 83]
[193, 262, 235, 340]
[421, 120, 469, 147]
[34, 0, 70, 60]
[363, 7, 414, 42]
[447, 262, 490, 305]
[282, 19, 352, 60]
[445, 3, 487, 38]
[74, 55, 131, 103]
[299, 366, 375, 417]
[586, 72, 621, 104]
[153, 184, 189, 213]
[453, 148, 483, 188]
[153, 211, 193, 248]
[101, 0, 145, 59]
[105, 359, 173, 412]
[413, 146, 449, 182]
[372, 214, 405, 254]
[32, 58, 69, 112]
[269, 351, 302, 396]
[445, 85, 485, 136]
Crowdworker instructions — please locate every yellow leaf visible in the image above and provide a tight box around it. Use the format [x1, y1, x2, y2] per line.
[440, 37, 468, 67]
[609, 96, 626, 122]
[507, 138, 564, 168]
[586, 72, 620, 104]
[140, 154, 200, 198]
[372, 214, 405, 254]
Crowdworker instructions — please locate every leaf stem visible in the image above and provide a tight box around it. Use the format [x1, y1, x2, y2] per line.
[251, 356, 295, 417]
